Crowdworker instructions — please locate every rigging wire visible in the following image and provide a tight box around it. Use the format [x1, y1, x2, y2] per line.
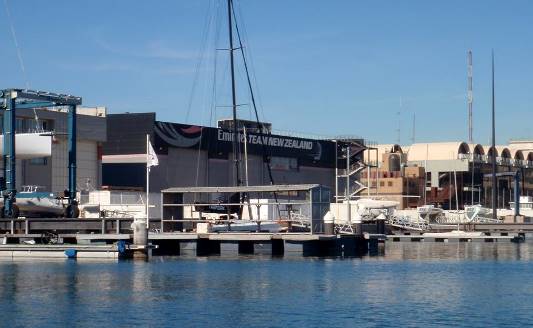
[231, 2, 276, 186]
[3, 0, 28, 89]
[192, 0, 222, 201]
[234, 1, 267, 122]
[3, 0, 41, 132]
[231, 1, 282, 219]
[185, 0, 216, 124]
[194, 0, 219, 190]
[211, 1, 224, 127]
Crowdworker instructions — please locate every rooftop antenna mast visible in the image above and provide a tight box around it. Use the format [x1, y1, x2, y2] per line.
[468, 50, 473, 143]
[397, 97, 402, 144]
[411, 112, 416, 144]
[227, 0, 240, 186]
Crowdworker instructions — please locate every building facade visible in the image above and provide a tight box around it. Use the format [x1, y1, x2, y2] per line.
[1, 107, 107, 193]
[364, 142, 533, 209]
[102, 113, 365, 197]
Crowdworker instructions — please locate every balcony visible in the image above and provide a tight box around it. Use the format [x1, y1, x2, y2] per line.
[458, 153, 484, 163]
[496, 157, 512, 166]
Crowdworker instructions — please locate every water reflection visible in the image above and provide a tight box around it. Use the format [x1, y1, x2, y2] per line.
[0, 243, 532, 327]
[381, 241, 533, 261]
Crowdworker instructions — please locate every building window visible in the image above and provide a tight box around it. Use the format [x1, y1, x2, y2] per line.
[379, 181, 385, 187]
[388, 181, 393, 187]
[30, 157, 48, 165]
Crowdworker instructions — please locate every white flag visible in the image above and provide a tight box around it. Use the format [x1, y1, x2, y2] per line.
[147, 141, 159, 167]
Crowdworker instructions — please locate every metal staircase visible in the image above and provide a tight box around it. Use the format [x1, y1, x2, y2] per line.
[335, 139, 369, 202]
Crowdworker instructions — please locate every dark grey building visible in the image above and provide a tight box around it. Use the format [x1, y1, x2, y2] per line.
[102, 113, 362, 195]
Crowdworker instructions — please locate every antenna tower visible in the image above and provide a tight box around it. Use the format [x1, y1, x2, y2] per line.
[411, 113, 416, 144]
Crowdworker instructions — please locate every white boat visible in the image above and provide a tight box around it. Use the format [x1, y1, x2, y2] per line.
[211, 221, 281, 233]
[0, 186, 65, 217]
[0, 133, 51, 159]
[416, 205, 446, 223]
[356, 199, 399, 210]
[417, 205, 444, 216]
[330, 198, 399, 224]
[464, 205, 501, 223]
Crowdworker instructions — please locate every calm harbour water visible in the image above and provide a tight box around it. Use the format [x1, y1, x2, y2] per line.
[2, 242, 533, 327]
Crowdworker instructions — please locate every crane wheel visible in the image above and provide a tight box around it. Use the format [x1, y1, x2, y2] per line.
[64, 204, 80, 218]
[1, 204, 19, 219]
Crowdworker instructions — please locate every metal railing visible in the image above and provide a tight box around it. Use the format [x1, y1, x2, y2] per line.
[0, 217, 137, 235]
[79, 192, 146, 205]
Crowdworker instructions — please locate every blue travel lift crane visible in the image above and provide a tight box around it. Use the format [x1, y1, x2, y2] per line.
[0, 89, 82, 218]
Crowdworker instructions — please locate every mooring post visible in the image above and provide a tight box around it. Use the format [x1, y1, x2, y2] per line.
[323, 211, 335, 235]
[131, 219, 149, 259]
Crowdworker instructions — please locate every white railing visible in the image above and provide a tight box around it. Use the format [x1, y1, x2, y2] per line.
[458, 153, 469, 160]
[511, 159, 526, 167]
[387, 215, 430, 231]
[497, 157, 512, 165]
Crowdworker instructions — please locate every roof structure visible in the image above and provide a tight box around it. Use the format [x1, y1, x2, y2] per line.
[484, 146, 498, 158]
[469, 143, 485, 155]
[509, 149, 524, 160]
[161, 184, 324, 193]
[508, 142, 533, 161]
[365, 141, 533, 164]
[407, 142, 470, 161]
[496, 146, 511, 158]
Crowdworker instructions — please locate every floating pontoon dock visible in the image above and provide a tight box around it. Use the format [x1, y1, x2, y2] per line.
[0, 217, 384, 257]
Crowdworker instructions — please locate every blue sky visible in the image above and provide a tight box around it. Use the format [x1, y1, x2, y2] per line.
[1, 0, 532, 145]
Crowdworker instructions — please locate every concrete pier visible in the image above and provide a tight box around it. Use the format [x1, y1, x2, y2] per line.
[12, 216, 509, 259]
[389, 233, 524, 243]
[159, 233, 384, 257]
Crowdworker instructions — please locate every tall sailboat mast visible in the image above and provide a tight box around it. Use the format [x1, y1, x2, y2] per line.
[228, 0, 241, 186]
[491, 51, 497, 221]
[467, 50, 473, 143]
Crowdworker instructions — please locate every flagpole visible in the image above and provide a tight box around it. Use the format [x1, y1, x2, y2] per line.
[146, 134, 150, 228]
